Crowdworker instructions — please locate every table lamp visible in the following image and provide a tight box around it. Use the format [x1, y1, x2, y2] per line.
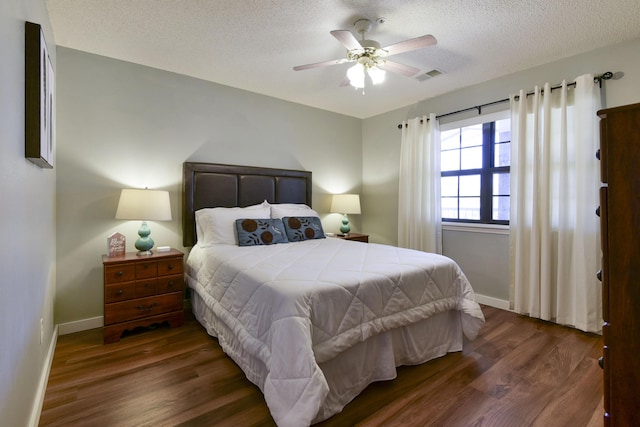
[331, 194, 361, 235]
[115, 188, 172, 255]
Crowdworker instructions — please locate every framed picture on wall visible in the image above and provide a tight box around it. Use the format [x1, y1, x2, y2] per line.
[25, 21, 54, 169]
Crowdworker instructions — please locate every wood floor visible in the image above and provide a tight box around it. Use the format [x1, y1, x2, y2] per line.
[40, 306, 604, 427]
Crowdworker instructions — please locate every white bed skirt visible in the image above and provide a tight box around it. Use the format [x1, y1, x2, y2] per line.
[191, 290, 464, 424]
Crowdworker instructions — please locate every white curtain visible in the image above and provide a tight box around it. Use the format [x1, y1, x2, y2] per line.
[510, 74, 602, 333]
[398, 114, 442, 253]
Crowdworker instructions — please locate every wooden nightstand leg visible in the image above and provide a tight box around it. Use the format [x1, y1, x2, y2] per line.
[166, 310, 185, 328]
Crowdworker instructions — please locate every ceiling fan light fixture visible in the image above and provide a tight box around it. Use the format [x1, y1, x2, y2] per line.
[294, 21, 437, 93]
[347, 63, 365, 88]
[367, 66, 386, 85]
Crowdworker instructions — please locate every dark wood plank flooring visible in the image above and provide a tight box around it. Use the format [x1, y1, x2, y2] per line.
[40, 306, 604, 426]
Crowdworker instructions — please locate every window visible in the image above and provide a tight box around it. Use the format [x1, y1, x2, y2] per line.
[441, 113, 511, 224]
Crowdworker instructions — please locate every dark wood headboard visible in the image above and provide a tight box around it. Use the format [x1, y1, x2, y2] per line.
[182, 162, 312, 246]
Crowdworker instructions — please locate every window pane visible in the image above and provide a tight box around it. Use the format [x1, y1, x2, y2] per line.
[461, 124, 482, 148]
[442, 197, 458, 219]
[495, 118, 511, 142]
[493, 172, 510, 196]
[460, 197, 480, 220]
[460, 146, 483, 170]
[441, 129, 460, 150]
[441, 176, 458, 197]
[493, 196, 510, 221]
[460, 175, 480, 196]
[494, 142, 510, 167]
[439, 117, 510, 224]
[441, 150, 460, 171]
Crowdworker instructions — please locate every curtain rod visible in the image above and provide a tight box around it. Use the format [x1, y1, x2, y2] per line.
[396, 71, 615, 129]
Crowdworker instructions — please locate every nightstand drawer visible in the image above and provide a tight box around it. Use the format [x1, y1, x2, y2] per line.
[135, 279, 157, 297]
[158, 274, 183, 294]
[104, 264, 136, 284]
[157, 257, 183, 276]
[136, 260, 157, 279]
[104, 292, 182, 325]
[105, 282, 136, 303]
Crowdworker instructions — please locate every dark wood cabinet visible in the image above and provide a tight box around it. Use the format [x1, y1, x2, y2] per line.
[102, 248, 184, 343]
[598, 102, 640, 427]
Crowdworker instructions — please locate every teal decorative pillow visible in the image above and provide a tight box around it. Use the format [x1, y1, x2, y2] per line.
[282, 216, 326, 241]
[235, 218, 289, 246]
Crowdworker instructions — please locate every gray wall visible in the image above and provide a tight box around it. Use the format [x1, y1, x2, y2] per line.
[0, 0, 57, 426]
[362, 37, 640, 302]
[55, 48, 363, 325]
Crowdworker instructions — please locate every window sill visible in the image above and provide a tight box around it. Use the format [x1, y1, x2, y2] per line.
[442, 222, 509, 235]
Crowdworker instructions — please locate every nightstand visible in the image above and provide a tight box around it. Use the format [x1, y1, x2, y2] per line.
[336, 233, 369, 243]
[102, 248, 184, 343]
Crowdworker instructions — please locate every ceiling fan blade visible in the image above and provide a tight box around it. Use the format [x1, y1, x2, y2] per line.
[379, 60, 420, 77]
[330, 30, 362, 51]
[383, 34, 437, 56]
[293, 58, 347, 71]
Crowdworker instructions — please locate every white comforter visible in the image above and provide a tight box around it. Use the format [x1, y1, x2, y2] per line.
[186, 238, 484, 427]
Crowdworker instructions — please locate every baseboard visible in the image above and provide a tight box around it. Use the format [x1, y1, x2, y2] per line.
[58, 316, 103, 335]
[475, 294, 510, 310]
[28, 324, 58, 427]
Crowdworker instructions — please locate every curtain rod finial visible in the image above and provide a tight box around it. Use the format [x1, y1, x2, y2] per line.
[594, 71, 614, 87]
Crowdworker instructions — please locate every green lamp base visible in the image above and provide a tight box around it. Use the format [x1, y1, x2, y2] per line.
[135, 221, 155, 256]
[339, 214, 351, 235]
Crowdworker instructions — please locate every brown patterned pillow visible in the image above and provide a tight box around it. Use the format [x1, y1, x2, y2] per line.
[282, 216, 326, 241]
[235, 218, 288, 246]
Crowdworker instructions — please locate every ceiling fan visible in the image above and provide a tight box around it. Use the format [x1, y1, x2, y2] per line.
[293, 18, 437, 91]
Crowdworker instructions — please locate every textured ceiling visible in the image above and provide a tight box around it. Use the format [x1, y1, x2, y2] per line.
[46, 0, 640, 119]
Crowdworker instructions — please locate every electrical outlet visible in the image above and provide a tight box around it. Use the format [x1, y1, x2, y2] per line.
[40, 318, 44, 344]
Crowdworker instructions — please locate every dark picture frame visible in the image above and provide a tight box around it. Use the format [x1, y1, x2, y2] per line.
[25, 21, 54, 168]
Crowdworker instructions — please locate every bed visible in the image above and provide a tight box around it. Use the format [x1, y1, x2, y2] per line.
[182, 162, 485, 427]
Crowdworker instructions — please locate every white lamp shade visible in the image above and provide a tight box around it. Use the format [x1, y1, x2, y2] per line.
[347, 63, 365, 89]
[331, 194, 361, 214]
[115, 189, 172, 221]
[367, 66, 386, 85]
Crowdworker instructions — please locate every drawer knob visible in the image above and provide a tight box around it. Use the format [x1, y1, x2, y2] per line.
[597, 270, 602, 281]
[168, 281, 175, 287]
[595, 149, 600, 160]
[168, 264, 174, 270]
[595, 206, 600, 217]
[599, 356, 604, 369]
[116, 271, 124, 277]
[116, 289, 124, 295]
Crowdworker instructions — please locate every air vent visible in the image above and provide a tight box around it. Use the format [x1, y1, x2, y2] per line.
[416, 68, 444, 82]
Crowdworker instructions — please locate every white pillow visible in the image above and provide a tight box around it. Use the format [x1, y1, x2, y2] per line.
[270, 203, 319, 219]
[196, 203, 270, 245]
